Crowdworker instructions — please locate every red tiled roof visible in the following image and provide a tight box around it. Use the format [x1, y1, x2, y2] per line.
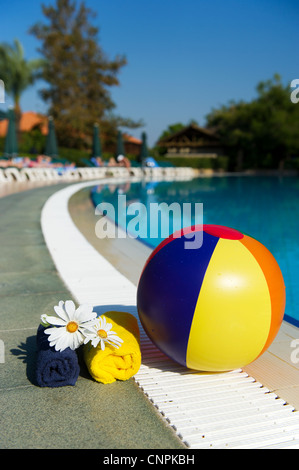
[0, 111, 48, 137]
[123, 133, 142, 145]
[0, 114, 143, 146]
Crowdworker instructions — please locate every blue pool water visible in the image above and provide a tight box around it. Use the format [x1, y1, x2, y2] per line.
[91, 176, 299, 327]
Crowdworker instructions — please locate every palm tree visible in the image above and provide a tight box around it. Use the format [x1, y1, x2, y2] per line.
[0, 39, 44, 125]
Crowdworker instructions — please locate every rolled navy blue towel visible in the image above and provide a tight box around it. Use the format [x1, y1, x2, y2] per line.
[35, 325, 80, 387]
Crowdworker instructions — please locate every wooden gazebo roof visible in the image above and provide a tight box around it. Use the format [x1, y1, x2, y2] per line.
[157, 123, 221, 148]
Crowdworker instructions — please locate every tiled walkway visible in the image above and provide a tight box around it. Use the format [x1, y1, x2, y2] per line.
[1, 180, 299, 449]
[0, 183, 185, 449]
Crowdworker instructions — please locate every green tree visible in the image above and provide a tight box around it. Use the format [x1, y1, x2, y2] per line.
[30, 0, 142, 149]
[206, 74, 299, 170]
[0, 39, 43, 124]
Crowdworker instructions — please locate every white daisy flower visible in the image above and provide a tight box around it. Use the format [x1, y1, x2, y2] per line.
[83, 315, 123, 350]
[41, 300, 97, 352]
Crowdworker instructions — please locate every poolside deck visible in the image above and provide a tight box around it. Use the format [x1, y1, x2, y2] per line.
[0, 182, 185, 449]
[1, 177, 299, 449]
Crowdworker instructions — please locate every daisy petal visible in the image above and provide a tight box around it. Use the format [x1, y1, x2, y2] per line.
[75, 304, 97, 323]
[53, 303, 69, 322]
[109, 330, 122, 338]
[45, 327, 67, 341]
[105, 322, 113, 331]
[69, 331, 83, 350]
[54, 334, 70, 352]
[109, 339, 122, 347]
[81, 320, 97, 331]
[64, 300, 76, 318]
[42, 315, 66, 327]
[109, 336, 123, 344]
[40, 314, 50, 326]
[92, 337, 100, 347]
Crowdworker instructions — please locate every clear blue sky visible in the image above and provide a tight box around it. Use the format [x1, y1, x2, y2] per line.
[1, 0, 298, 146]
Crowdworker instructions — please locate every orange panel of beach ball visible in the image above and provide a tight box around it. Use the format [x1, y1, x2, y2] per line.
[137, 225, 286, 372]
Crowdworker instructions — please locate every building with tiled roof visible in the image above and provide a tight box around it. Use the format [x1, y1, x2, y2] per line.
[0, 111, 143, 156]
[0, 111, 48, 137]
[122, 133, 142, 154]
[157, 123, 224, 159]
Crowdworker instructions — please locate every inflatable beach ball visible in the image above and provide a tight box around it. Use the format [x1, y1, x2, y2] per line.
[137, 225, 285, 372]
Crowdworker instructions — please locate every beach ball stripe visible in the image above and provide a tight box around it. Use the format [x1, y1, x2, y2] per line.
[137, 225, 285, 371]
[138, 230, 219, 367]
[240, 234, 285, 358]
[187, 237, 272, 371]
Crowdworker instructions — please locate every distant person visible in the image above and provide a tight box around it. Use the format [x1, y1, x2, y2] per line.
[22, 157, 31, 168]
[36, 155, 52, 167]
[91, 156, 103, 167]
[116, 154, 131, 168]
[11, 157, 23, 168]
[108, 157, 117, 167]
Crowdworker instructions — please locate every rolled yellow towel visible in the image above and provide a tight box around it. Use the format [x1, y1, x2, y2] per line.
[83, 311, 141, 384]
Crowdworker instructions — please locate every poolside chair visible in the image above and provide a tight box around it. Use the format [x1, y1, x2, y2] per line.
[1, 168, 14, 182]
[0, 168, 10, 182]
[20, 168, 41, 182]
[31, 168, 50, 182]
[106, 167, 131, 178]
[142, 167, 153, 177]
[163, 167, 177, 176]
[40, 168, 62, 181]
[91, 167, 107, 178]
[63, 168, 81, 181]
[4, 167, 26, 182]
[76, 168, 98, 180]
[81, 158, 97, 168]
[130, 167, 143, 177]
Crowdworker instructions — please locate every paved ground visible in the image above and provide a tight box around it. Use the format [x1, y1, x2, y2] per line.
[0, 183, 185, 449]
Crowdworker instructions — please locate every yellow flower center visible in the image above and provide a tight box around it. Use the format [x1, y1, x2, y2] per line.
[97, 329, 108, 339]
[66, 321, 79, 333]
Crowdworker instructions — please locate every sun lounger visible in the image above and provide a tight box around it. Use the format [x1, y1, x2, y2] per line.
[106, 167, 131, 178]
[0, 168, 10, 182]
[4, 167, 26, 182]
[130, 167, 143, 177]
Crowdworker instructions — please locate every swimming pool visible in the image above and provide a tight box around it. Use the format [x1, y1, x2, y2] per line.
[91, 175, 299, 327]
